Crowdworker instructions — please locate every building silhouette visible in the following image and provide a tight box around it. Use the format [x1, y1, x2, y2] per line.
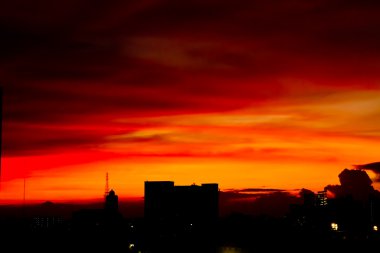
[144, 181, 219, 249]
[316, 190, 328, 207]
[105, 189, 118, 211]
[300, 188, 315, 208]
[144, 181, 219, 227]
[31, 216, 65, 231]
[72, 189, 122, 233]
[144, 181, 174, 225]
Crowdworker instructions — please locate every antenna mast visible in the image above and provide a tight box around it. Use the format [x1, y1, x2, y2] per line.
[105, 172, 109, 198]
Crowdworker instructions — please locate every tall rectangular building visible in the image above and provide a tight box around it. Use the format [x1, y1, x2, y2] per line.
[144, 181, 175, 223]
[316, 190, 328, 207]
[144, 181, 219, 244]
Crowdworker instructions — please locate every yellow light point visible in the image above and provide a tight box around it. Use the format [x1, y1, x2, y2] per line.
[373, 225, 378, 231]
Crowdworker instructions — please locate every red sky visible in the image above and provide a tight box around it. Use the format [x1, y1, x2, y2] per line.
[1, 0, 380, 203]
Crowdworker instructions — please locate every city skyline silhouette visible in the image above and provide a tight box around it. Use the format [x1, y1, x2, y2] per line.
[1, 169, 380, 252]
[1, 167, 379, 215]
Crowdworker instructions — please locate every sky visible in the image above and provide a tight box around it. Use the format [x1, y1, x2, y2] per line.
[1, 0, 380, 203]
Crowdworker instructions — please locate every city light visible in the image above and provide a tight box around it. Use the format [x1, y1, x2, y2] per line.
[331, 222, 338, 231]
[373, 225, 378, 231]
[219, 247, 243, 253]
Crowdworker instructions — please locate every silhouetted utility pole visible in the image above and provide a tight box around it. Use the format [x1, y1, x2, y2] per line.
[0, 87, 3, 190]
[22, 178, 26, 218]
[23, 178, 26, 206]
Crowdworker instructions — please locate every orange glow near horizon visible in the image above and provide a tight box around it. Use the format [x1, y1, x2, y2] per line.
[2, 90, 380, 203]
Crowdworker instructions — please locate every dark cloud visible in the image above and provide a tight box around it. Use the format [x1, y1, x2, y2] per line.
[3, 122, 114, 156]
[354, 162, 380, 182]
[325, 168, 374, 201]
[237, 188, 285, 193]
[3, 0, 380, 81]
[324, 184, 343, 198]
[2, 0, 380, 155]
[220, 188, 288, 205]
[219, 191, 255, 201]
[250, 192, 299, 217]
[220, 190, 299, 217]
[299, 188, 314, 196]
[339, 168, 373, 192]
[225, 188, 285, 194]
